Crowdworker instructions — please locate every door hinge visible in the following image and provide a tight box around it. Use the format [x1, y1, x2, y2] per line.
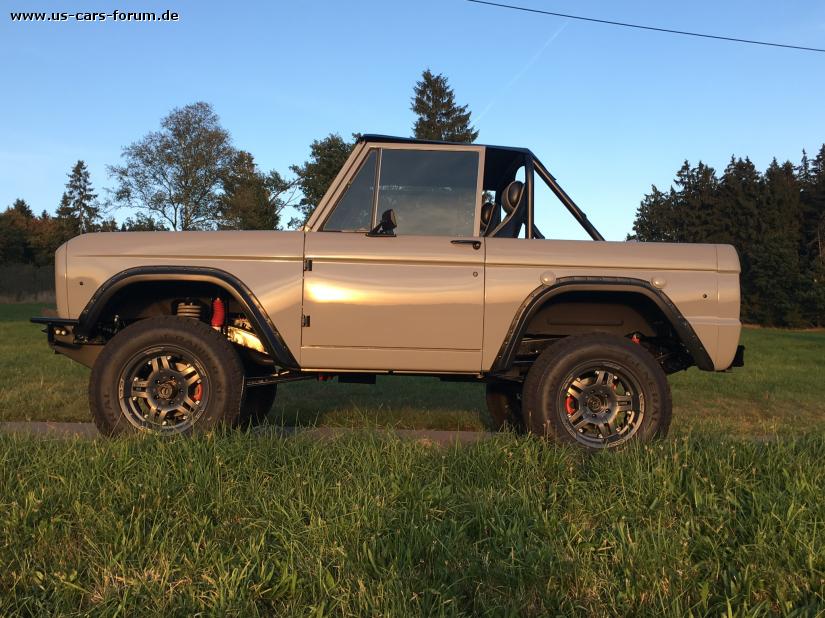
[301, 314, 311, 327]
[303, 258, 313, 271]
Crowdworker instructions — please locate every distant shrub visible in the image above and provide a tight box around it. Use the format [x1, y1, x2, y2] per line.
[0, 263, 55, 303]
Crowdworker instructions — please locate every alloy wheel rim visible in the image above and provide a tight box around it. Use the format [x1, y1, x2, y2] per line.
[117, 345, 209, 434]
[556, 362, 645, 448]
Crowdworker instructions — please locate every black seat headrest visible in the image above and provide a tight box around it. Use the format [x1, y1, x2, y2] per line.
[480, 201, 494, 226]
[502, 180, 524, 213]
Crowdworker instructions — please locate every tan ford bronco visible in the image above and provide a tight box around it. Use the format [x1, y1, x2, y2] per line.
[33, 135, 744, 448]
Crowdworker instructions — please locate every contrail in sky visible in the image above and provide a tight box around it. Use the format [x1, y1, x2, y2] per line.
[476, 21, 568, 123]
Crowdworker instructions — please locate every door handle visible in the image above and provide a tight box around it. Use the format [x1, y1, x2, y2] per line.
[451, 239, 481, 250]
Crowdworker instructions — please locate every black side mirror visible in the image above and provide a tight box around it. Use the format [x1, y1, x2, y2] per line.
[367, 209, 397, 236]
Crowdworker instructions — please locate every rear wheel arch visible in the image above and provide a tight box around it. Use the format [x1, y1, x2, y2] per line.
[491, 277, 713, 374]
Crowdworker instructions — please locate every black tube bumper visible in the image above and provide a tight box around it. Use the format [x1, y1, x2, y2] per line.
[30, 316, 101, 368]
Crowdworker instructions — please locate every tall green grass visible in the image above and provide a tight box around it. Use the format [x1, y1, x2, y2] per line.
[0, 432, 822, 615]
[0, 304, 89, 423]
[2, 304, 824, 614]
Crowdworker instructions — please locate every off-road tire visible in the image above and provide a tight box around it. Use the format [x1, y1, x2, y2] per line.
[483, 382, 524, 432]
[522, 333, 671, 449]
[240, 385, 277, 427]
[89, 316, 245, 436]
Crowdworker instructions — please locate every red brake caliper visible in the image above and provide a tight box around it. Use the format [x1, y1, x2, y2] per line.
[565, 395, 577, 415]
[193, 383, 203, 402]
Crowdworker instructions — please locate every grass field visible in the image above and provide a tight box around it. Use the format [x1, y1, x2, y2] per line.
[2, 303, 824, 614]
[3, 303, 824, 437]
[1, 432, 824, 615]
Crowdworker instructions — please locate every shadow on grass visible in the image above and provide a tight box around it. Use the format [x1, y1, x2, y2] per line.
[269, 375, 488, 431]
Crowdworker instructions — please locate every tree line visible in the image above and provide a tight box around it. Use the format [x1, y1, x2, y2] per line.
[3, 66, 823, 326]
[629, 149, 825, 326]
[0, 69, 473, 268]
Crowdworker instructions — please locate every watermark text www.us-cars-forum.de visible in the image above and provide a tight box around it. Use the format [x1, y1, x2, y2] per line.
[9, 10, 179, 22]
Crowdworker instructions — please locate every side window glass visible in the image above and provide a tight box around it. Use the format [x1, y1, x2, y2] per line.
[377, 150, 478, 236]
[322, 150, 377, 232]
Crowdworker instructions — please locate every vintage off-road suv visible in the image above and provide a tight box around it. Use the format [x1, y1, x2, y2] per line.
[34, 135, 744, 449]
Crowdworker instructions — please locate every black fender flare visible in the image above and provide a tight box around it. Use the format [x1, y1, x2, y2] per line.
[75, 265, 299, 369]
[491, 276, 714, 372]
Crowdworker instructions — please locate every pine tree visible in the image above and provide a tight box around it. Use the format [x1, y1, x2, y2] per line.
[630, 186, 680, 241]
[629, 144, 825, 326]
[54, 192, 76, 240]
[218, 151, 291, 230]
[411, 69, 478, 143]
[806, 146, 825, 266]
[751, 160, 803, 325]
[798, 150, 811, 185]
[719, 158, 762, 319]
[11, 198, 34, 219]
[672, 161, 722, 244]
[799, 146, 825, 324]
[56, 160, 100, 236]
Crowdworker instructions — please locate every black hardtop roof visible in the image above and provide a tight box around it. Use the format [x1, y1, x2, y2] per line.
[359, 134, 531, 155]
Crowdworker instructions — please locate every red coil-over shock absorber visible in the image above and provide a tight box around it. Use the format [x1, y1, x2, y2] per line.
[211, 298, 225, 330]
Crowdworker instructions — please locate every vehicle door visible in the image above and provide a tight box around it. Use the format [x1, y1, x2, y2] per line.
[301, 144, 486, 372]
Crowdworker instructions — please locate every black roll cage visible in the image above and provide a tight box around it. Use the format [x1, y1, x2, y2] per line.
[484, 148, 605, 242]
[531, 155, 604, 241]
[357, 135, 605, 241]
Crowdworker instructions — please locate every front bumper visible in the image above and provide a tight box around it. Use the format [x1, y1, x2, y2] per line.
[30, 315, 78, 336]
[30, 316, 101, 367]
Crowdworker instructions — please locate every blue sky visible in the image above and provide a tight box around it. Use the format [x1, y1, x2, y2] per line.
[2, 0, 824, 240]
